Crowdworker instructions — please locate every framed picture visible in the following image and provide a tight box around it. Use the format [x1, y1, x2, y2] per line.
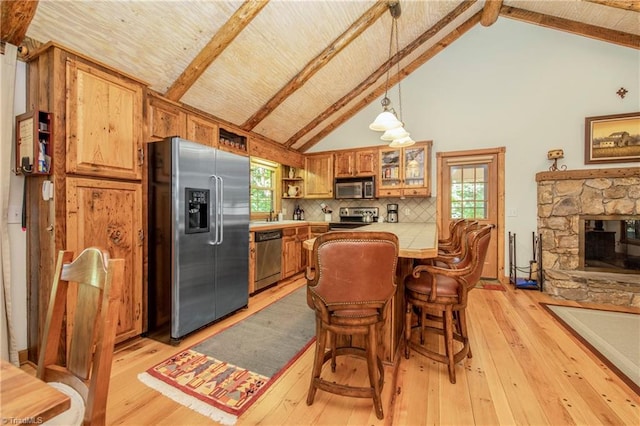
[585, 112, 640, 164]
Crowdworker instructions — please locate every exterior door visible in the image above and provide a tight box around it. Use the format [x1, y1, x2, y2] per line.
[437, 148, 505, 280]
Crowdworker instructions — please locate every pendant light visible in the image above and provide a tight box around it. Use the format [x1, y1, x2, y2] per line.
[369, 1, 415, 147]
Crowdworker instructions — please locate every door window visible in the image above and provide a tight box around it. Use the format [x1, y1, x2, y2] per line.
[450, 164, 488, 219]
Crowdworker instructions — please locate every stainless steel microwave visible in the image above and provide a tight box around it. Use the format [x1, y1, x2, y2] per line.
[334, 177, 375, 199]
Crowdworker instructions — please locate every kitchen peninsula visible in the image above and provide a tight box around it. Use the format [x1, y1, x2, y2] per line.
[307, 222, 439, 259]
[249, 221, 437, 363]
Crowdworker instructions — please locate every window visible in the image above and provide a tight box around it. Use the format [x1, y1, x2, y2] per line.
[450, 164, 488, 219]
[250, 158, 278, 219]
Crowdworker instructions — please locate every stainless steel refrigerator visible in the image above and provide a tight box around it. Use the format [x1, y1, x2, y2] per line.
[148, 137, 249, 344]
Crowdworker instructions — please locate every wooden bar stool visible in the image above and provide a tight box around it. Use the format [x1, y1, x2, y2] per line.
[404, 224, 493, 383]
[305, 231, 398, 419]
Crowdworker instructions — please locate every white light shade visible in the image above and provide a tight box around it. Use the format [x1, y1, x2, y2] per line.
[389, 135, 415, 148]
[380, 126, 409, 141]
[369, 111, 402, 131]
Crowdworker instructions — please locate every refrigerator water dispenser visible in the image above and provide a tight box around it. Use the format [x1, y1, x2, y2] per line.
[186, 188, 209, 233]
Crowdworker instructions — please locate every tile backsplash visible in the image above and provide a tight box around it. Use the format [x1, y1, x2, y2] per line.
[282, 197, 436, 223]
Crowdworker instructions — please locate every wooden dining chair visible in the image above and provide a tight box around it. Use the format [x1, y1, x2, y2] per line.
[37, 248, 124, 426]
[404, 224, 493, 384]
[305, 231, 398, 419]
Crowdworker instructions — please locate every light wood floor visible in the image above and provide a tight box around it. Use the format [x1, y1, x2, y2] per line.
[24, 275, 640, 425]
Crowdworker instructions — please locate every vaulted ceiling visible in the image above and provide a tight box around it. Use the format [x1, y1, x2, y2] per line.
[2, 0, 639, 153]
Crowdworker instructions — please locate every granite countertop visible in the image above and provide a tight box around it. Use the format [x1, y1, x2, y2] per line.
[302, 222, 438, 259]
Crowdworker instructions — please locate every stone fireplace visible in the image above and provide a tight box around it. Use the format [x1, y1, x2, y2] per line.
[536, 167, 640, 307]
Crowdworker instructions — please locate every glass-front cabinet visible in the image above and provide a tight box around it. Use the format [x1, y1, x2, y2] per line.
[378, 141, 432, 197]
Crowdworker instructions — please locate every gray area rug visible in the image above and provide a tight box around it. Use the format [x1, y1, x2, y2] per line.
[543, 304, 640, 394]
[193, 286, 316, 377]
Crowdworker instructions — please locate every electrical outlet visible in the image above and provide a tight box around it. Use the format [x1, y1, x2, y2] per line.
[404, 208, 411, 216]
[507, 208, 517, 217]
[7, 205, 21, 224]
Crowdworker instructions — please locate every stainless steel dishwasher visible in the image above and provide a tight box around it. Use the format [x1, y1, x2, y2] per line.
[254, 229, 283, 291]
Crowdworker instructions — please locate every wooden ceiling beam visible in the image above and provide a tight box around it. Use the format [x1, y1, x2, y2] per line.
[583, 0, 640, 12]
[481, 0, 502, 27]
[240, 1, 390, 132]
[298, 11, 482, 153]
[501, 6, 640, 49]
[1, 0, 39, 46]
[164, 0, 268, 101]
[289, 0, 476, 150]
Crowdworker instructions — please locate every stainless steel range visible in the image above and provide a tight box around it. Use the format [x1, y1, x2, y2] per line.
[329, 207, 379, 230]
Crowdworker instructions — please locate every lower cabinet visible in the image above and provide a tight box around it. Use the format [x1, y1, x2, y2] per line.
[281, 225, 309, 279]
[310, 224, 329, 238]
[65, 177, 143, 343]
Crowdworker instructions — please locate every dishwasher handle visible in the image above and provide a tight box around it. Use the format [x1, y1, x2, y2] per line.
[255, 230, 282, 242]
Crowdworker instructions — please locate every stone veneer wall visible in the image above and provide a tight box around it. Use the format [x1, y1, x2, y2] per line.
[536, 167, 640, 307]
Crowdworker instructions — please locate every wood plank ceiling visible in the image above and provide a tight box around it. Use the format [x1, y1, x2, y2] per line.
[2, 0, 639, 153]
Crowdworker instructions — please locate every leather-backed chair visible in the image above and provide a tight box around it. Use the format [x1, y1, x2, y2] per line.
[404, 224, 493, 384]
[305, 231, 398, 419]
[37, 248, 124, 426]
[437, 218, 468, 254]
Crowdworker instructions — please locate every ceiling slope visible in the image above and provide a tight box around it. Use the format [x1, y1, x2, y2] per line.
[2, 0, 638, 153]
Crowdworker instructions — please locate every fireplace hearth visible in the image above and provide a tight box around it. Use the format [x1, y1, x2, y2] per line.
[536, 167, 640, 307]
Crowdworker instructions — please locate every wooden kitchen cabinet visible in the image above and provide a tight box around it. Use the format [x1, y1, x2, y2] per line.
[148, 95, 219, 148]
[334, 148, 377, 178]
[282, 225, 309, 278]
[304, 153, 334, 199]
[310, 224, 329, 237]
[66, 60, 144, 180]
[187, 114, 218, 147]
[378, 141, 432, 198]
[66, 177, 143, 343]
[24, 45, 150, 361]
[148, 96, 186, 141]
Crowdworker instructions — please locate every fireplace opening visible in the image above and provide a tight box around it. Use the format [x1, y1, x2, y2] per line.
[579, 215, 640, 273]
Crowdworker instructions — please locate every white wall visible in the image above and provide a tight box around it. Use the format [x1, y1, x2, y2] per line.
[5, 60, 28, 356]
[7, 19, 639, 352]
[311, 18, 640, 269]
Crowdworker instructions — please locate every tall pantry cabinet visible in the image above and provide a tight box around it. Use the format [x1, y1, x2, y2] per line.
[24, 44, 144, 360]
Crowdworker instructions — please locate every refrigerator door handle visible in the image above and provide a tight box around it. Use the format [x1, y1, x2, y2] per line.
[216, 175, 224, 244]
[208, 175, 219, 245]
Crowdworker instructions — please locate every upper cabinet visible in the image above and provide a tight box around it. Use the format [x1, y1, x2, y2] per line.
[378, 141, 432, 198]
[187, 114, 218, 148]
[147, 95, 249, 155]
[334, 148, 377, 178]
[66, 60, 144, 180]
[148, 96, 186, 141]
[304, 153, 334, 199]
[148, 96, 219, 148]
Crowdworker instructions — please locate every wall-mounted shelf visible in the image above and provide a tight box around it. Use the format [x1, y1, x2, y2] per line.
[282, 165, 303, 198]
[15, 110, 52, 175]
[219, 127, 247, 153]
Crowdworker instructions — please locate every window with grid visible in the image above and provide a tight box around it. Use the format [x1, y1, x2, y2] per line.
[450, 164, 488, 219]
[250, 159, 277, 217]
